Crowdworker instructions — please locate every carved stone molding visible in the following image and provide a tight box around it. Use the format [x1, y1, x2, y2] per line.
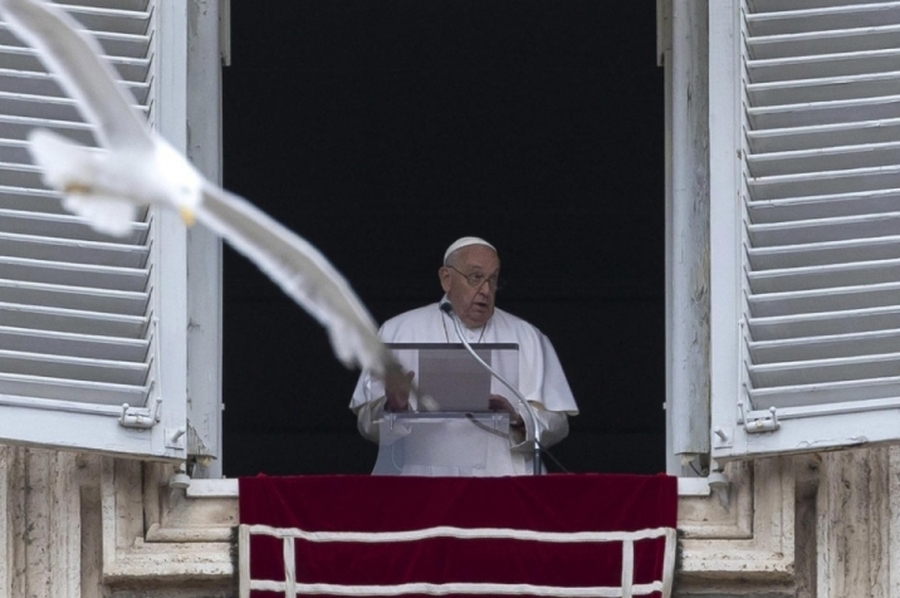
[677, 457, 795, 590]
[100, 459, 236, 588]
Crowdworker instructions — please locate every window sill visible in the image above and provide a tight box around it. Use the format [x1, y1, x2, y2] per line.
[190, 475, 711, 498]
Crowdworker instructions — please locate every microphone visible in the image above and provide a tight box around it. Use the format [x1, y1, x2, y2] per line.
[440, 301, 543, 475]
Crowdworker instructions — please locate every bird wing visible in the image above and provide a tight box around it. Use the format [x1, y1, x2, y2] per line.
[0, 0, 152, 152]
[197, 181, 394, 375]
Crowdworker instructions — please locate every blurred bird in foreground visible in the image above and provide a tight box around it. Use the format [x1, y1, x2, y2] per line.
[0, 0, 405, 388]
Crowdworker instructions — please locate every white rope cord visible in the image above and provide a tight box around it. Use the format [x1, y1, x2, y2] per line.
[249, 579, 667, 597]
[240, 523, 677, 598]
[245, 523, 673, 544]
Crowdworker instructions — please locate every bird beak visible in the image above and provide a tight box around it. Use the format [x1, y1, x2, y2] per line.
[63, 182, 92, 194]
[178, 205, 196, 226]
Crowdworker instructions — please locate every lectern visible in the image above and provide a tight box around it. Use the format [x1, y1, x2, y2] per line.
[371, 343, 519, 476]
[373, 411, 511, 475]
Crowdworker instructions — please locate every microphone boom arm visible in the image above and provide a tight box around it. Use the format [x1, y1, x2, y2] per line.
[441, 303, 542, 475]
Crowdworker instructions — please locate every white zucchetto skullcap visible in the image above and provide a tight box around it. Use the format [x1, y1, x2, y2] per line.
[443, 236, 497, 263]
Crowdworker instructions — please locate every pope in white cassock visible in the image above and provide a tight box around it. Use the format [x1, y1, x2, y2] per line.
[351, 237, 579, 476]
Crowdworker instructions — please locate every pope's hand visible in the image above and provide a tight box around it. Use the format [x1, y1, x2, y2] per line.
[385, 370, 415, 412]
[489, 394, 524, 427]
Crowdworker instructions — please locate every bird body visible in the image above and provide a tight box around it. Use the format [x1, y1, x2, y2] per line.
[29, 128, 204, 236]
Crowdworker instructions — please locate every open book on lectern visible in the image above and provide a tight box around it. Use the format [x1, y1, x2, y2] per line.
[385, 343, 519, 412]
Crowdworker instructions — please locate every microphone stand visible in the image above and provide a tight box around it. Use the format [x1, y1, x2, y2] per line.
[441, 303, 542, 475]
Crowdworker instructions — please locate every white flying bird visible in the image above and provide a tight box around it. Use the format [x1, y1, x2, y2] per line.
[0, 0, 404, 385]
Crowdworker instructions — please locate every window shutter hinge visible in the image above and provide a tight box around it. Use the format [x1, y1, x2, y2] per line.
[738, 401, 780, 434]
[119, 400, 161, 429]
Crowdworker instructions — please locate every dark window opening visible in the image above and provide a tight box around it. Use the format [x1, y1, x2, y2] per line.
[222, 0, 665, 476]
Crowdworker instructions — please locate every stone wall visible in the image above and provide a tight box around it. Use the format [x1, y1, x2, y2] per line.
[0, 446, 234, 598]
[3, 443, 899, 597]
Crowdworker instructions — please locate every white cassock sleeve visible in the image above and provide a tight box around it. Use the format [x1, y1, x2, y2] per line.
[353, 387, 569, 450]
[354, 393, 385, 443]
[508, 401, 570, 451]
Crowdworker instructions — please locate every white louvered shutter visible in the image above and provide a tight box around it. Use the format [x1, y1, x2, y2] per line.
[710, 0, 900, 460]
[0, 0, 192, 459]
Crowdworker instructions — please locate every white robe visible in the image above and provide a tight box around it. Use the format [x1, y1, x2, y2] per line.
[350, 301, 579, 476]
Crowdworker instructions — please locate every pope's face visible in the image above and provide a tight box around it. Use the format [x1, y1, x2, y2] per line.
[439, 245, 501, 329]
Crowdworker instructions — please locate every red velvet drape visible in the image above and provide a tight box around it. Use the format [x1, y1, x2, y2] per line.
[240, 473, 677, 597]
